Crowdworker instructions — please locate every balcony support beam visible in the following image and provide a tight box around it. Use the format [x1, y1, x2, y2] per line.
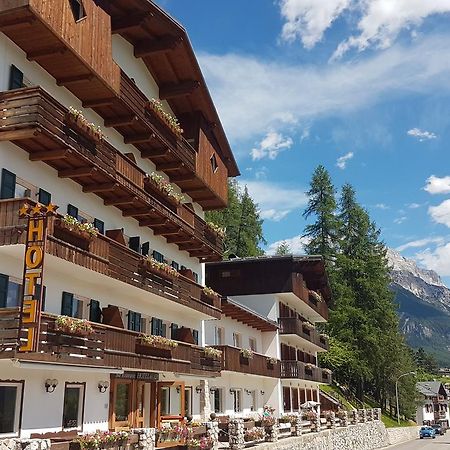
[160, 80, 201, 100]
[59, 167, 95, 179]
[82, 98, 115, 108]
[83, 182, 117, 193]
[104, 115, 138, 128]
[57, 74, 94, 87]
[134, 35, 182, 58]
[141, 147, 169, 158]
[124, 134, 155, 145]
[29, 149, 70, 161]
[157, 161, 184, 172]
[111, 13, 151, 34]
[139, 218, 168, 227]
[122, 208, 152, 218]
[27, 46, 67, 61]
[104, 197, 138, 207]
[153, 228, 182, 236]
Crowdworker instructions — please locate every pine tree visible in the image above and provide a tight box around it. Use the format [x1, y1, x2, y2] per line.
[275, 241, 291, 255]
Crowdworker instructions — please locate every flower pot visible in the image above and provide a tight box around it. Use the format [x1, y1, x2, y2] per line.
[53, 219, 92, 250]
[136, 339, 174, 358]
[145, 261, 176, 282]
[144, 177, 180, 209]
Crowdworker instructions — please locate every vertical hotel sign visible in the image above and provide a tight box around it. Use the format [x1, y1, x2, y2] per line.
[18, 202, 57, 352]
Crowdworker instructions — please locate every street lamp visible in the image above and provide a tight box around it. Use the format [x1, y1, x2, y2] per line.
[395, 371, 416, 425]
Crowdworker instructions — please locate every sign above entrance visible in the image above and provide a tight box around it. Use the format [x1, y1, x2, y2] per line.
[115, 371, 159, 381]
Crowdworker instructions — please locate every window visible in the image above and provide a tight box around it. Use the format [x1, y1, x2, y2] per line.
[250, 390, 257, 412]
[210, 388, 222, 413]
[151, 317, 165, 337]
[0, 169, 15, 199]
[152, 251, 164, 263]
[283, 387, 291, 412]
[171, 261, 179, 271]
[38, 189, 51, 206]
[0, 275, 21, 308]
[192, 329, 199, 345]
[232, 332, 241, 348]
[0, 382, 23, 436]
[67, 204, 79, 219]
[171, 323, 179, 340]
[128, 236, 140, 253]
[214, 326, 224, 345]
[89, 299, 102, 323]
[249, 337, 257, 352]
[210, 154, 218, 173]
[232, 389, 242, 413]
[185, 387, 193, 417]
[93, 218, 104, 235]
[9, 65, 23, 91]
[128, 311, 141, 332]
[62, 383, 84, 430]
[61, 292, 87, 319]
[69, 0, 87, 22]
[141, 242, 150, 256]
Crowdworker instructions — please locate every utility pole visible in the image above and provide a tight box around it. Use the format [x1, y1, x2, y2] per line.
[395, 371, 416, 424]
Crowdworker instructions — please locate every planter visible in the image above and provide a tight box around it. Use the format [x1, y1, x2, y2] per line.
[143, 259, 178, 282]
[189, 426, 207, 436]
[239, 355, 250, 365]
[136, 338, 175, 358]
[53, 219, 91, 251]
[201, 292, 220, 307]
[65, 112, 103, 143]
[145, 100, 183, 138]
[144, 176, 181, 209]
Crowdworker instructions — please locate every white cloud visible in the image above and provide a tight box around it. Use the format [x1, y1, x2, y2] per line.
[279, 0, 352, 49]
[407, 128, 438, 141]
[415, 243, 450, 276]
[241, 180, 308, 222]
[336, 151, 354, 169]
[424, 175, 450, 195]
[266, 234, 310, 255]
[251, 131, 293, 161]
[407, 202, 422, 209]
[375, 203, 389, 210]
[429, 200, 450, 228]
[396, 236, 445, 252]
[394, 216, 407, 224]
[199, 35, 450, 142]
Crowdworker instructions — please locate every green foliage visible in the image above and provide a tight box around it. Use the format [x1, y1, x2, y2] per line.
[206, 180, 266, 258]
[413, 347, 439, 374]
[275, 241, 291, 255]
[307, 167, 418, 420]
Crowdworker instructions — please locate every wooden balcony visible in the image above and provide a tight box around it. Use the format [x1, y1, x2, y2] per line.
[0, 87, 223, 260]
[281, 360, 331, 384]
[0, 0, 120, 100]
[0, 308, 221, 377]
[0, 198, 221, 319]
[212, 345, 281, 378]
[278, 317, 328, 351]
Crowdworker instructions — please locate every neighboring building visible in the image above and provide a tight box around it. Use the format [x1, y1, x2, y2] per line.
[205, 255, 332, 416]
[204, 297, 280, 417]
[0, 0, 238, 438]
[416, 382, 450, 427]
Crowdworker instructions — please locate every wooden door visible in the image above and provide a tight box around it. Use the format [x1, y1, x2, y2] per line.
[110, 379, 134, 430]
[157, 381, 185, 426]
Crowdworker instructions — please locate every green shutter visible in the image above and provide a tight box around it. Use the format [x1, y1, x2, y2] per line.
[1, 169, 16, 199]
[171, 261, 179, 271]
[129, 236, 140, 253]
[61, 292, 74, 316]
[93, 219, 104, 234]
[152, 251, 164, 263]
[67, 204, 78, 219]
[38, 189, 51, 205]
[0, 274, 9, 308]
[128, 311, 141, 332]
[89, 299, 102, 323]
[192, 329, 199, 345]
[9, 65, 23, 90]
[141, 242, 150, 256]
[171, 323, 178, 340]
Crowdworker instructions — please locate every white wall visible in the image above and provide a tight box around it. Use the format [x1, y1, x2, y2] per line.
[231, 295, 278, 322]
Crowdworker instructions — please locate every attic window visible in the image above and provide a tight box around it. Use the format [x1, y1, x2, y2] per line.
[69, 0, 87, 22]
[210, 154, 218, 173]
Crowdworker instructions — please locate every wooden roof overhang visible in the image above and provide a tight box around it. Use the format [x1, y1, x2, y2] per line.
[221, 298, 278, 332]
[100, 0, 240, 178]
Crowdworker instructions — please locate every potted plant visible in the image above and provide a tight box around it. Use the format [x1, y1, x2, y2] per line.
[145, 99, 183, 137]
[202, 286, 221, 304]
[205, 222, 226, 239]
[187, 435, 213, 450]
[240, 348, 254, 361]
[77, 431, 129, 450]
[305, 362, 315, 370]
[56, 215, 99, 240]
[204, 347, 222, 360]
[302, 321, 315, 331]
[55, 316, 94, 337]
[145, 172, 185, 206]
[244, 428, 265, 442]
[267, 357, 278, 367]
[66, 106, 103, 142]
[309, 290, 323, 303]
[139, 334, 178, 351]
[143, 257, 180, 281]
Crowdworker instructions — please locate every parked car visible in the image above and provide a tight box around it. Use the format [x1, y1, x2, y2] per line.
[432, 424, 445, 435]
[419, 426, 436, 439]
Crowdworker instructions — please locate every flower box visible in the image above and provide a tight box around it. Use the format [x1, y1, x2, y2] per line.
[205, 222, 225, 240]
[267, 357, 278, 368]
[65, 107, 103, 143]
[309, 290, 323, 303]
[143, 258, 179, 281]
[54, 316, 94, 337]
[145, 99, 183, 138]
[144, 173, 184, 208]
[201, 287, 221, 306]
[204, 347, 222, 360]
[137, 334, 178, 357]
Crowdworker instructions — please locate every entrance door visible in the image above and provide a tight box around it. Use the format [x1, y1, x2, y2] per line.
[157, 382, 185, 427]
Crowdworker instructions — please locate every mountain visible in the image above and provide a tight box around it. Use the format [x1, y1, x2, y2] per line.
[387, 248, 450, 367]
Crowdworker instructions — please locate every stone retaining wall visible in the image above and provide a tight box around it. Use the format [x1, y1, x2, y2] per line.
[385, 426, 420, 446]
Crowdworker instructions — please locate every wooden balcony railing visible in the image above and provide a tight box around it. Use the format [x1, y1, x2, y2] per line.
[212, 345, 281, 378]
[0, 308, 220, 377]
[291, 274, 329, 320]
[0, 87, 223, 260]
[0, 198, 221, 319]
[278, 317, 328, 351]
[281, 360, 331, 384]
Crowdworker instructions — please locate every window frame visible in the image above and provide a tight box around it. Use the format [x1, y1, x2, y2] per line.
[0, 380, 24, 437]
[249, 337, 257, 352]
[232, 332, 241, 348]
[210, 388, 223, 414]
[69, 0, 87, 22]
[62, 382, 85, 431]
[232, 388, 242, 413]
[210, 153, 219, 173]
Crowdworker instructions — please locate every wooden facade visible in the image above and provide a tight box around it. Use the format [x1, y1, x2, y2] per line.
[0, 308, 221, 377]
[0, 87, 223, 261]
[278, 317, 328, 351]
[281, 360, 331, 384]
[0, 198, 221, 318]
[212, 345, 281, 379]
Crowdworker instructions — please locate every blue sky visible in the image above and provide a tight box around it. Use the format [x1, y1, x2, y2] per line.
[158, 1, 450, 283]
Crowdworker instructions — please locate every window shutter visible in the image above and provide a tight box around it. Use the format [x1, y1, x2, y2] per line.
[38, 189, 51, 205]
[67, 204, 78, 219]
[151, 317, 157, 335]
[152, 250, 164, 263]
[171, 261, 179, 271]
[0, 274, 9, 308]
[193, 272, 199, 283]
[141, 242, 150, 256]
[171, 323, 178, 340]
[9, 65, 23, 90]
[192, 329, 199, 345]
[129, 236, 140, 253]
[61, 292, 74, 316]
[89, 299, 102, 323]
[93, 218, 104, 234]
[161, 322, 166, 337]
[128, 311, 141, 332]
[1, 169, 16, 199]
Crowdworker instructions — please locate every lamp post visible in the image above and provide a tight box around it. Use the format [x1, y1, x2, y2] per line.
[395, 371, 416, 425]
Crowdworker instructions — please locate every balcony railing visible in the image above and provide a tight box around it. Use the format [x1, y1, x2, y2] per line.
[281, 360, 331, 384]
[0, 198, 221, 319]
[0, 87, 223, 260]
[291, 274, 329, 320]
[278, 317, 328, 351]
[0, 308, 220, 377]
[212, 345, 281, 378]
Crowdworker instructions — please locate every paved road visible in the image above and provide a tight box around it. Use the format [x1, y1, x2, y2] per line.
[390, 433, 450, 449]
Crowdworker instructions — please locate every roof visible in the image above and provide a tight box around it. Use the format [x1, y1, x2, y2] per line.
[417, 382, 447, 398]
[221, 297, 279, 332]
[101, 0, 239, 177]
[206, 254, 325, 265]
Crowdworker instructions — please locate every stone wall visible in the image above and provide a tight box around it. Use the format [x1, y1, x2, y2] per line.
[0, 439, 51, 450]
[385, 426, 420, 446]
